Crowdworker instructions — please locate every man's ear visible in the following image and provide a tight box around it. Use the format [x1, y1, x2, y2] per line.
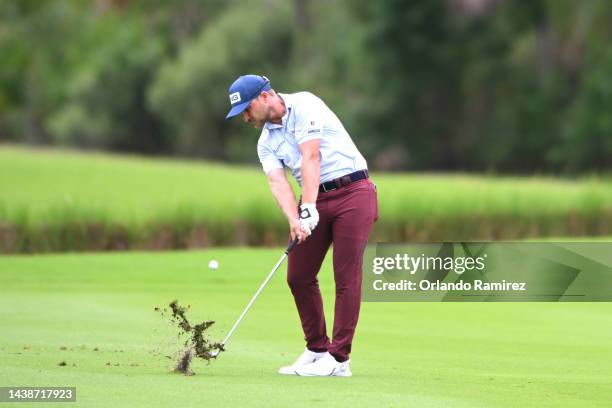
[260, 91, 271, 102]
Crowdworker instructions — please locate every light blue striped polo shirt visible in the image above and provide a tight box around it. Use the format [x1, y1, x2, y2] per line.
[256, 92, 368, 185]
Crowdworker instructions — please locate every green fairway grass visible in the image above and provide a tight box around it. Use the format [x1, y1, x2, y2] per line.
[1, 248, 611, 407]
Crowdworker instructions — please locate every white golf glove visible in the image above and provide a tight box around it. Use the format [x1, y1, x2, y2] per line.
[299, 203, 319, 235]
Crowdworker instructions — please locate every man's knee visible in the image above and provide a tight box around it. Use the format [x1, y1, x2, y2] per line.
[287, 271, 317, 291]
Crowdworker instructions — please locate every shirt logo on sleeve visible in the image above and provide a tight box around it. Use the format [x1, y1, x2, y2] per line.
[229, 92, 241, 104]
[307, 120, 321, 134]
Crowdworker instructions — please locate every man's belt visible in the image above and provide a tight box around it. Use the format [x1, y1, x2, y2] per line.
[319, 170, 369, 193]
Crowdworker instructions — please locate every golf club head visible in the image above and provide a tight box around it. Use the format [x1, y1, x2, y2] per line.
[206, 343, 225, 359]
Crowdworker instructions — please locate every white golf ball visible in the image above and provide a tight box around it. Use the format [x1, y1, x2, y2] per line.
[208, 260, 219, 270]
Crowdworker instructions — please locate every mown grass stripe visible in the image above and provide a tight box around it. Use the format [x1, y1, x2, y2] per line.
[2, 145, 611, 252]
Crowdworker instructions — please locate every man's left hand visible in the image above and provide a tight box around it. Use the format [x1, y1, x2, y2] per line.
[299, 203, 319, 236]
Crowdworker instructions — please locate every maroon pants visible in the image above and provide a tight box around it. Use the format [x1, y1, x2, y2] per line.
[287, 178, 378, 362]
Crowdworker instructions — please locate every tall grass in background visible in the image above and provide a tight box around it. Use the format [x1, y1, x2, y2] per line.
[1, 145, 611, 252]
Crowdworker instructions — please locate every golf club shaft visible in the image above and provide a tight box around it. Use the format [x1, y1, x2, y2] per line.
[220, 238, 299, 348]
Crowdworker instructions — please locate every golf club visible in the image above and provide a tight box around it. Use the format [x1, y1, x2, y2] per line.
[207, 237, 299, 358]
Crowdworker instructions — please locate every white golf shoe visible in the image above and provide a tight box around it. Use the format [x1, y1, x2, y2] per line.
[278, 349, 327, 375]
[294, 352, 352, 377]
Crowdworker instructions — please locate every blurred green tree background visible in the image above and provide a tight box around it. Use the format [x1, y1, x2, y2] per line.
[1, 0, 610, 173]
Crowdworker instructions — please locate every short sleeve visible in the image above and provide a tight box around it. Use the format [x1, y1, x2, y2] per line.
[257, 142, 283, 174]
[294, 95, 324, 145]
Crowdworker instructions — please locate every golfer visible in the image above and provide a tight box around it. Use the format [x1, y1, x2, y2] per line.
[225, 75, 378, 377]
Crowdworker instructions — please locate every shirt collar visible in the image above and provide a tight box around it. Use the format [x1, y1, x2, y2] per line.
[264, 93, 291, 130]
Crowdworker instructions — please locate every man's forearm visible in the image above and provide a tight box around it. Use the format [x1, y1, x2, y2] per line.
[300, 153, 320, 204]
[268, 176, 299, 222]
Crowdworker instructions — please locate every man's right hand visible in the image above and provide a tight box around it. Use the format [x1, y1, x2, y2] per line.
[290, 217, 311, 244]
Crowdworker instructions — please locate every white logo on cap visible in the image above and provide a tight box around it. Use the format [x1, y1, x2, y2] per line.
[229, 92, 241, 104]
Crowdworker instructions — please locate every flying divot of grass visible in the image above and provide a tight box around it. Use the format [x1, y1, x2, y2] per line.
[155, 300, 224, 375]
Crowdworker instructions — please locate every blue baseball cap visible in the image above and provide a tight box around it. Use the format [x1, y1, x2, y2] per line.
[225, 75, 271, 119]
